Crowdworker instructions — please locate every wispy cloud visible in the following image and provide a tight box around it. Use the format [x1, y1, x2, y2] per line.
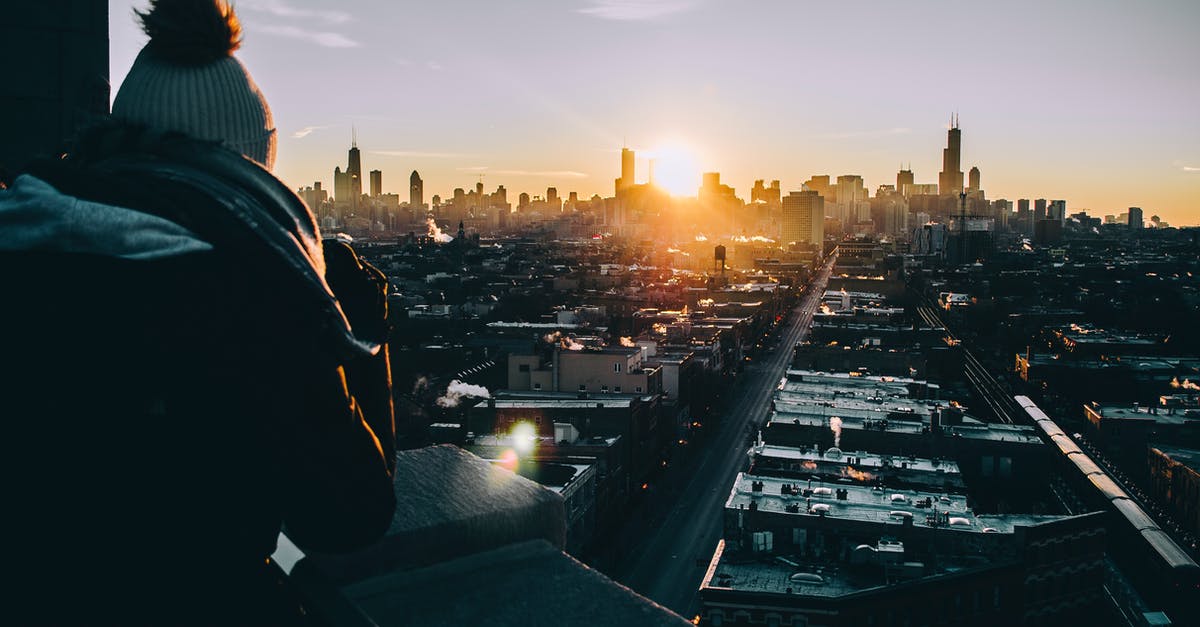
[819, 127, 912, 140]
[1183, 166, 1200, 172]
[241, 0, 352, 24]
[259, 25, 359, 48]
[578, 0, 698, 21]
[426, 61, 445, 71]
[291, 125, 329, 139]
[373, 150, 471, 159]
[458, 167, 588, 178]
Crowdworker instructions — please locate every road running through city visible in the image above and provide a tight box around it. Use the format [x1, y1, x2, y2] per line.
[617, 253, 837, 618]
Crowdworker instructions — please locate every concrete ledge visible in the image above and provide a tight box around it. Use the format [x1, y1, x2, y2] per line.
[309, 445, 566, 582]
[343, 539, 692, 626]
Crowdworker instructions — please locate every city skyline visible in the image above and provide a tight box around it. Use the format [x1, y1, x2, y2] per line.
[108, 0, 1200, 224]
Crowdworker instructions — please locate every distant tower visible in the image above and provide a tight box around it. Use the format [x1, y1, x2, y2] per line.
[1034, 198, 1047, 222]
[938, 114, 964, 196]
[782, 190, 824, 247]
[347, 130, 362, 201]
[547, 187, 560, 212]
[333, 166, 348, 203]
[896, 166, 915, 196]
[967, 166, 980, 193]
[1048, 200, 1066, 222]
[369, 169, 382, 197]
[1128, 207, 1143, 229]
[616, 147, 635, 195]
[410, 170, 424, 210]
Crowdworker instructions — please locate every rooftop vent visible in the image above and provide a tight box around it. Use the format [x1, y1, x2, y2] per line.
[788, 573, 825, 585]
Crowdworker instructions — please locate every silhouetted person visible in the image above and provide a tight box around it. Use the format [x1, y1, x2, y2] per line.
[0, 1, 395, 623]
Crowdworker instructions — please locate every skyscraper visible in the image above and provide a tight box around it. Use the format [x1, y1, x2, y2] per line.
[896, 167, 914, 196]
[615, 147, 635, 195]
[782, 190, 824, 248]
[333, 166, 348, 204]
[835, 175, 867, 224]
[967, 166, 980, 193]
[1048, 200, 1066, 223]
[1128, 207, 1143, 229]
[938, 115, 963, 196]
[369, 169, 382, 197]
[347, 136, 362, 201]
[410, 171, 424, 211]
[1034, 198, 1047, 222]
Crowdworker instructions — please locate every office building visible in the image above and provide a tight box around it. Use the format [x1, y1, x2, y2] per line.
[616, 147, 635, 195]
[1048, 200, 1066, 223]
[781, 190, 824, 248]
[410, 170, 424, 213]
[370, 169, 382, 197]
[1128, 206, 1144, 229]
[835, 175, 868, 225]
[896, 167, 915, 196]
[938, 115, 964, 196]
[1033, 199, 1047, 223]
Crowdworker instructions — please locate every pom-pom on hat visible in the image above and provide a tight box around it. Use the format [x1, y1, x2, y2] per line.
[112, 0, 276, 170]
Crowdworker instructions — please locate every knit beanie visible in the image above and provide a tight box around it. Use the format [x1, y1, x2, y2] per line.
[112, 0, 276, 170]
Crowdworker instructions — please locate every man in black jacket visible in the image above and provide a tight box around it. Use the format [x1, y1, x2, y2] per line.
[0, 1, 396, 622]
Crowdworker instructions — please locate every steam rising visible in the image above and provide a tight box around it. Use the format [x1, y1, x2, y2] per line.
[829, 416, 843, 448]
[619, 336, 637, 347]
[436, 379, 490, 407]
[427, 218, 454, 243]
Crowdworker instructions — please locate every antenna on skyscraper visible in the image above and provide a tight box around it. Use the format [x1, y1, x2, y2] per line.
[352, 125, 357, 148]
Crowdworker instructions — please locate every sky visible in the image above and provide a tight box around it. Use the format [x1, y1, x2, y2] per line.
[109, 0, 1200, 224]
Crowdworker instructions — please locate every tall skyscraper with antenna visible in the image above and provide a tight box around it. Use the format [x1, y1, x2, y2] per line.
[896, 165, 914, 196]
[348, 128, 363, 203]
[615, 146, 635, 195]
[938, 114, 963, 196]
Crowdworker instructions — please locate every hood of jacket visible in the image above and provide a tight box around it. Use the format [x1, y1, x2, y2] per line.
[1, 123, 379, 359]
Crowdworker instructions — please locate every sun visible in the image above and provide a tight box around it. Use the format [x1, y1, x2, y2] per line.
[647, 140, 701, 197]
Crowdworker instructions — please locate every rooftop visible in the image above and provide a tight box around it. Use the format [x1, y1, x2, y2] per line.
[728, 473, 1067, 534]
[1149, 445, 1200, 470]
[766, 411, 1043, 446]
[752, 444, 962, 478]
[1087, 402, 1200, 426]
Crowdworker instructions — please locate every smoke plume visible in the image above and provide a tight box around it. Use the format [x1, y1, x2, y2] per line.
[829, 416, 843, 448]
[436, 379, 490, 408]
[427, 218, 454, 243]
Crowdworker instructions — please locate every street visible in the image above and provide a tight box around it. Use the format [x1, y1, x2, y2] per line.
[616, 254, 836, 618]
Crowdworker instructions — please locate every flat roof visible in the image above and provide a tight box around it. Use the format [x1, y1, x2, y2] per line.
[1150, 445, 1200, 470]
[752, 444, 962, 476]
[766, 412, 1043, 445]
[1088, 404, 1199, 425]
[726, 473, 1064, 534]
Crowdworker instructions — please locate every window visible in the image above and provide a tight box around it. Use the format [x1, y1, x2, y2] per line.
[533, 383, 541, 390]
[614, 386, 621, 393]
[614, 362, 622, 373]
[601, 385, 609, 393]
[635, 386, 643, 393]
[579, 384, 587, 391]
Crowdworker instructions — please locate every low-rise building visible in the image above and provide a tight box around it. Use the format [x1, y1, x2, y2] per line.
[698, 474, 1106, 626]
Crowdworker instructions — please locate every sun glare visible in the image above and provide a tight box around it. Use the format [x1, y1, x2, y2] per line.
[647, 140, 700, 197]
